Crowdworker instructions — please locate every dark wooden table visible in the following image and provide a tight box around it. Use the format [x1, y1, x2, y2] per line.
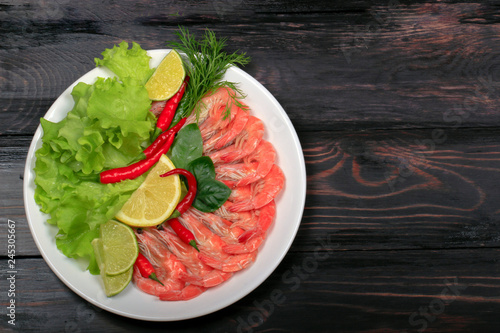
[2, 1, 500, 332]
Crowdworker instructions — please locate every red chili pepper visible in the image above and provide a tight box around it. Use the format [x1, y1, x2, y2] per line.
[168, 218, 199, 251]
[143, 117, 187, 159]
[156, 76, 190, 131]
[160, 168, 197, 215]
[134, 253, 164, 285]
[100, 132, 175, 184]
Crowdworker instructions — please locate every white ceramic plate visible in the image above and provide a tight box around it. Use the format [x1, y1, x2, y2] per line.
[23, 49, 306, 321]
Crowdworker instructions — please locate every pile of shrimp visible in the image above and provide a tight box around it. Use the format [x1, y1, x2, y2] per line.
[134, 87, 285, 301]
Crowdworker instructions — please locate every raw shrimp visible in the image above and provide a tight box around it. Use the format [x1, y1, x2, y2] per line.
[216, 162, 258, 189]
[150, 227, 233, 287]
[215, 139, 276, 188]
[229, 164, 284, 212]
[223, 201, 276, 254]
[134, 229, 198, 299]
[133, 267, 206, 301]
[184, 208, 245, 243]
[227, 184, 253, 205]
[239, 139, 276, 185]
[199, 105, 236, 142]
[179, 212, 256, 272]
[184, 88, 222, 128]
[158, 284, 207, 301]
[198, 251, 257, 272]
[149, 100, 167, 117]
[185, 87, 235, 138]
[238, 200, 276, 242]
[203, 104, 249, 153]
[222, 236, 262, 255]
[134, 83, 285, 300]
[178, 212, 228, 255]
[208, 116, 264, 165]
[132, 266, 179, 297]
[136, 229, 188, 279]
[213, 201, 257, 231]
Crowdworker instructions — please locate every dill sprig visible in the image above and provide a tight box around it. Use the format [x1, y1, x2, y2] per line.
[167, 26, 251, 123]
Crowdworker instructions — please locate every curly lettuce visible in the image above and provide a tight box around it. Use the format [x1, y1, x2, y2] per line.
[94, 41, 154, 84]
[34, 42, 155, 274]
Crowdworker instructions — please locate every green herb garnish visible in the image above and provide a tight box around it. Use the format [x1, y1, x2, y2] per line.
[167, 26, 251, 125]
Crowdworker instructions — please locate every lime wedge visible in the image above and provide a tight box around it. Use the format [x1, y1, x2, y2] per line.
[92, 238, 133, 297]
[145, 49, 186, 101]
[99, 220, 139, 276]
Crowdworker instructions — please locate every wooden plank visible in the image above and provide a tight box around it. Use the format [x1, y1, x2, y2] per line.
[2, 1, 500, 331]
[0, 136, 36, 256]
[4, 127, 500, 256]
[300, 127, 500, 251]
[2, 2, 500, 135]
[2, 248, 499, 332]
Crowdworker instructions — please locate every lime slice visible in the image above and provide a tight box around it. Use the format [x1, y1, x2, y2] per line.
[145, 49, 186, 101]
[92, 238, 133, 297]
[99, 220, 139, 276]
[115, 155, 181, 227]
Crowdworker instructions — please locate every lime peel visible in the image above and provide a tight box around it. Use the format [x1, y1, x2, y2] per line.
[92, 238, 133, 297]
[100, 220, 139, 276]
[145, 49, 186, 101]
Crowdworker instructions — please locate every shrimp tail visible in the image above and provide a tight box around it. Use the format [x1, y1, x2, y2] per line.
[238, 228, 262, 243]
[159, 285, 207, 301]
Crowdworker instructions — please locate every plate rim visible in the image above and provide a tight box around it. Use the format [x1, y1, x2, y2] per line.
[23, 48, 307, 321]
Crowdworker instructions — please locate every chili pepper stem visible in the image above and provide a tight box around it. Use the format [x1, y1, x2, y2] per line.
[168, 217, 199, 251]
[149, 273, 164, 286]
[135, 253, 165, 287]
[189, 240, 200, 252]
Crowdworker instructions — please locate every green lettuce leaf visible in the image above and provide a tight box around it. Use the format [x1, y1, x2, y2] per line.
[94, 41, 154, 84]
[34, 42, 154, 274]
[87, 77, 151, 123]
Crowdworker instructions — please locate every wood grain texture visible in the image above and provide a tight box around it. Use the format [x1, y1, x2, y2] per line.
[2, 0, 500, 332]
[2, 1, 500, 134]
[4, 129, 500, 254]
[1, 250, 498, 332]
[301, 128, 500, 250]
